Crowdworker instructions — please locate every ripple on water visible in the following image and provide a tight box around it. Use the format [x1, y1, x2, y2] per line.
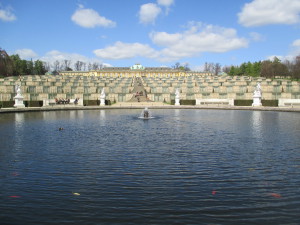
[0, 109, 299, 225]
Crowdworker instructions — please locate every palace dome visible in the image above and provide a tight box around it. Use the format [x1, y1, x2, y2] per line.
[130, 64, 145, 70]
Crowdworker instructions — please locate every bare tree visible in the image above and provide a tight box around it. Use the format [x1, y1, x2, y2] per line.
[63, 60, 71, 71]
[204, 62, 216, 73]
[53, 60, 60, 72]
[214, 63, 221, 75]
[88, 63, 92, 71]
[74, 61, 84, 71]
[183, 62, 191, 71]
[173, 62, 180, 69]
[222, 66, 231, 74]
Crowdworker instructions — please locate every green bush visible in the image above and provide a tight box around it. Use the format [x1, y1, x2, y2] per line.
[234, 100, 252, 106]
[170, 100, 195, 105]
[262, 100, 278, 107]
[0, 101, 15, 108]
[83, 100, 111, 106]
[234, 99, 278, 106]
[83, 100, 98, 106]
[181, 100, 196, 105]
[27, 101, 43, 107]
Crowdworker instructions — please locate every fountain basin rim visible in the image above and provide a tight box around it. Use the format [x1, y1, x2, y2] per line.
[1, 105, 300, 114]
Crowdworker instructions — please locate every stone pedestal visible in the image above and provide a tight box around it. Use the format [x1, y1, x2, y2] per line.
[100, 88, 106, 106]
[14, 94, 25, 108]
[252, 92, 262, 107]
[175, 88, 180, 106]
[100, 98, 105, 106]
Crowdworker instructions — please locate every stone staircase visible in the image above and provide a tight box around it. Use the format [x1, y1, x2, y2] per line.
[128, 77, 152, 102]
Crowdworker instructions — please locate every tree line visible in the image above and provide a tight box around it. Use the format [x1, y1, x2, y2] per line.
[222, 56, 300, 79]
[0, 48, 105, 77]
[0, 49, 48, 76]
[1, 47, 300, 80]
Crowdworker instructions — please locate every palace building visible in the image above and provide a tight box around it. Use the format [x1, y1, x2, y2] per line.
[59, 64, 212, 77]
[1, 64, 299, 106]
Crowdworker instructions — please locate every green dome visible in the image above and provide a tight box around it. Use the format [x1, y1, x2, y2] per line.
[130, 64, 145, 70]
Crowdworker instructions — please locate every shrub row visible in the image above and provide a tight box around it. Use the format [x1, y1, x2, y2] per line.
[261, 100, 278, 107]
[0, 99, 278, 108]
[170, 100, 196, 105]
[0, 101, 44, 108]
[234, 100, 253, 106]
[234, 100, 278, 106]
[83, 100, 111, 106]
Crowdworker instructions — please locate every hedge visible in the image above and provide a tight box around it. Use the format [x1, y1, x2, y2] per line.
[0, 101, 43, 108]
[234, 99, 278, 106]
[0, 101, 15, 108]
[170, 100, 196, 105]
[24, 101, 43, 107]
[261, 100, 278, 107]
[234, 100, 253, 106]
[83, 100, 111, 106]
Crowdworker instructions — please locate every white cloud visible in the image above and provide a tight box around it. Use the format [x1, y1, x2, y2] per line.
[151, 22, 248, 62]
[292, 39, 300, 47]
[71, 6, 116, 28]
[157, 0, 174, 7]
[0, 5, 16, 22]
[139, 3, 162, 25]
[238, 0, 300, 27]
[267, 39, 300, 62]
[39, 50, 109, 70]
[150, 32, 182, 46]
[15, 49, 38, 59]
[289, 39, 300, 58]
[94, 41, 159, 60]
[40, 50, 91, 63]
[249, 32, 265, 41]
[94, 22, 248, 63]
[191, 64, 205, 72]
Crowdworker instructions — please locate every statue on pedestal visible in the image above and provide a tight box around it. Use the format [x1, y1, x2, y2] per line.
[252, 82, 262, 107]
[14, 83, 25, 108]
[100, 88, 106, 106]
[175, 88, 180, 106]
[15, 84, 22, 96]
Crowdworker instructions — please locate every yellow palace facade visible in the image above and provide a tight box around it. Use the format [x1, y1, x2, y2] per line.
[59, 64, 212, 77]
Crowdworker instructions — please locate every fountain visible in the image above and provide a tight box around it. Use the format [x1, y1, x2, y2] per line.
[139, 107, 153, 119]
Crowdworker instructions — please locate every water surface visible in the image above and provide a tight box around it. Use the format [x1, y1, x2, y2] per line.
[0, 109, 299, 225]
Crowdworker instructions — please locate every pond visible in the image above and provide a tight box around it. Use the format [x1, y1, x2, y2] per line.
[0, 109, 299, 225]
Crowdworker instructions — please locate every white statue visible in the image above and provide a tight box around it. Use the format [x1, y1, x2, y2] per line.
[256, 82, 261, 92]
[252, 82, 262, 106]
[15, 84, 22, 96]
[100, 88, 105, 98]
[14, 83, 25, 108]
[175, 88, 180, 106]
[100, 88, 106, 106]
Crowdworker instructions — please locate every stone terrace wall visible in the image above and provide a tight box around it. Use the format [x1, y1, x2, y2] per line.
[0, 75, 299, 103]
[0, 75, 134, 102]
[142, 75, 300, 102]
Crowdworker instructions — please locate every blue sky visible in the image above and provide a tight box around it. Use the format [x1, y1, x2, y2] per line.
[1, 0, 300, 70]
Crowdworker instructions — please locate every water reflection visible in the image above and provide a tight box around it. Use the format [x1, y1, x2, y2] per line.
[99, 110, 106, 126]
[14, 113, 25, 151]
[251, 111, 263, 139]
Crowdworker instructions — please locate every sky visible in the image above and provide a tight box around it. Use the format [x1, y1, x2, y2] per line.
[1, 0, 300, 71]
